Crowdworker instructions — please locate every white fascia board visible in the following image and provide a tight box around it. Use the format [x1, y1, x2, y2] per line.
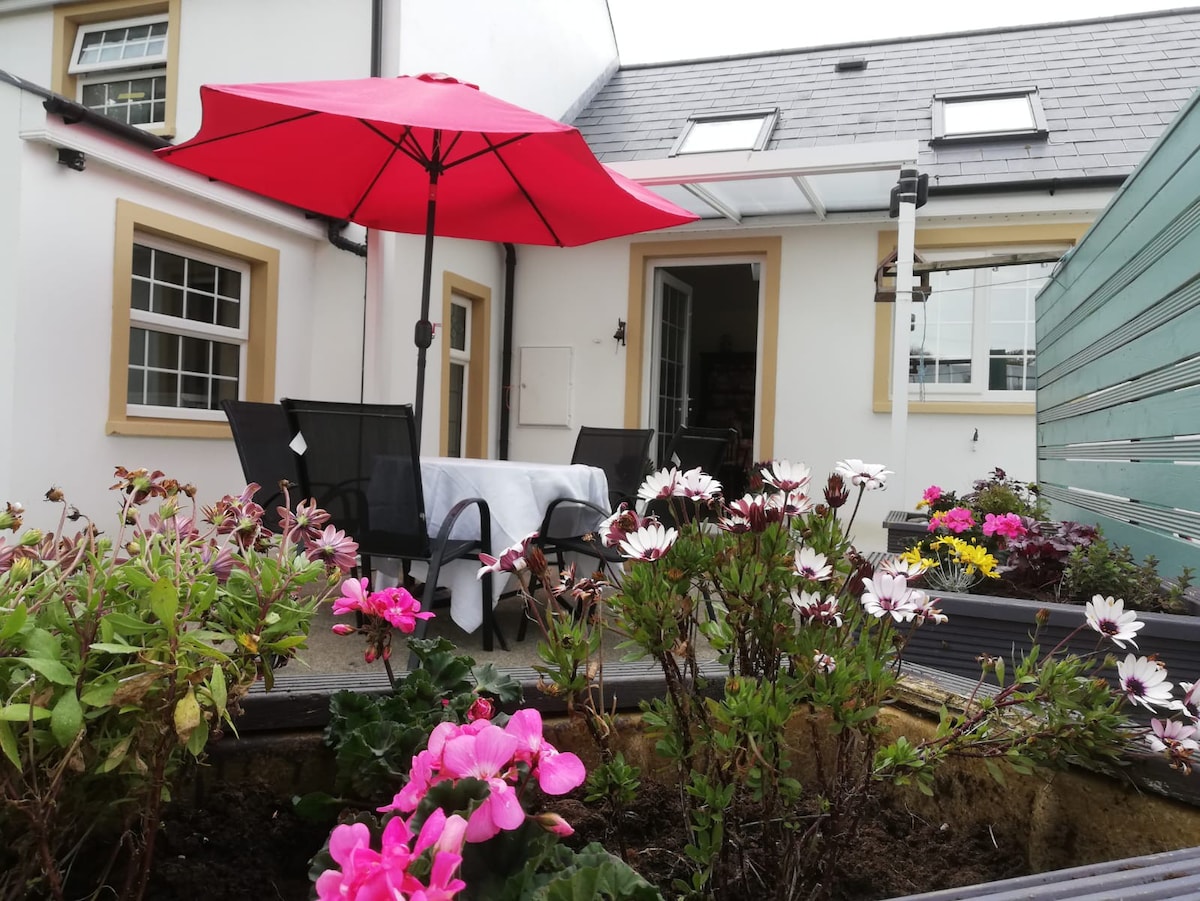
[919, 187, 1117, 223]
[20, 121, 327, 240]
[609, 140, 920, 186]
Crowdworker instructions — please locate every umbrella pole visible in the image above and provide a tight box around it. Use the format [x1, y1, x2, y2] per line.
[413, 169, 439, 444]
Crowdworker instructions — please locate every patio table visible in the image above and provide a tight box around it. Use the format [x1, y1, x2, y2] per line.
[402, 457, 610, 633]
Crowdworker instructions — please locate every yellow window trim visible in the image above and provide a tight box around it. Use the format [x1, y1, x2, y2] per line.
[626, 236, 780, 460]
[52, 0, 181, 139]
[873, 222, 1088, 415]
[440, 272, 492, 459]
[108, 199, 279, 439]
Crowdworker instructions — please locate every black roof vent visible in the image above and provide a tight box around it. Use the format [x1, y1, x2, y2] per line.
[835, 58, 868, 72]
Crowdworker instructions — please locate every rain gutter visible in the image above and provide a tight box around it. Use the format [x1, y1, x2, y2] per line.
[928, 175, 1127, 197]
[498, 243, 517, 460]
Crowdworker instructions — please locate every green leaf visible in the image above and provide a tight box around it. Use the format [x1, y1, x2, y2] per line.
[0, 602, 27, 640]
[149, 578, 179, 633]
[0, 718, 19, 767]
[97, 735, 132, 773]
[50, 691, 83, 747]
[80, 681, 117, 708]
[23, 657, 74, 686]
[0, 704, 51, 722]
[210, 666, 227, 716]
[88, 642, 141, 655]
[984, 759, 1006, 786]
[101, 613, 159, 635]
[185, 717, 209, 756]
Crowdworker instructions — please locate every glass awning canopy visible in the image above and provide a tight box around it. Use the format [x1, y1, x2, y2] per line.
[609, 140, 920, 223]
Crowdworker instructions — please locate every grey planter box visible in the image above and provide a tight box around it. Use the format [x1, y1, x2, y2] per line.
[883, 509, 929, 553]
[900, 590, 1200, 688]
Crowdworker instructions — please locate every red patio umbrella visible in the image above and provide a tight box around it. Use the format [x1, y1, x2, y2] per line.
[157, 73, 698, 434]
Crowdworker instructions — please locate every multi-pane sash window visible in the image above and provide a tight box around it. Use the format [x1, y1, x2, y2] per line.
[69, 15, 168, 127]
[908, 250, 1063, 400]
[127, 236, 248, 420]
[446, 298, 471, 458]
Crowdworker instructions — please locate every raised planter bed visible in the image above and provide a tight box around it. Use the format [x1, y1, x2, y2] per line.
[900, 590, 1200, 691]
[883, 509, 929, 553]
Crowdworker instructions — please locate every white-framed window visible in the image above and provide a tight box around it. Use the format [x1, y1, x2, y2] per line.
[908, 248, 1067, 402]
[446, 297, 471, 458]
[68, 15, 168, 127]
[126, 235, 248, 421]
[672, 110, 778, 155]
[932, 88, 1048, 142]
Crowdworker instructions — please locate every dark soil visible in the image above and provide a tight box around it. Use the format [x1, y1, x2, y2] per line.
[60, 779, 1028, 901]
[544, 779, 1029, 901]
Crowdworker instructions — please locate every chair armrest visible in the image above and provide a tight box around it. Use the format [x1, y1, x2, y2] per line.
[537, 496, 610, 541]
[433, 496, 493, 556]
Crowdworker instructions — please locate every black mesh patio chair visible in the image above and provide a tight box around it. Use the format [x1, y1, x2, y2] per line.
[280, 398, 507, 654]
[519, 426, 654, 640]
[646, 425, 740, 523]
[221, 399, 301, 532]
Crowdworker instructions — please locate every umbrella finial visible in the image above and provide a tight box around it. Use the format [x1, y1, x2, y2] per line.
[414, 72, 479, 90]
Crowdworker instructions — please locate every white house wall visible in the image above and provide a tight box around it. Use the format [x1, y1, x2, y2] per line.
[506, 216, 1077, 552]
[396, 0, 618, 119]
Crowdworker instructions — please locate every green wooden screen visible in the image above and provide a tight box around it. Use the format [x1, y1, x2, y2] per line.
[1036, 88, 1200, 583]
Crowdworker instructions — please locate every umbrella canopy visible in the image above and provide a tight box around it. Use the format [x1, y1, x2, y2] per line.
[157, 73, 697, 432]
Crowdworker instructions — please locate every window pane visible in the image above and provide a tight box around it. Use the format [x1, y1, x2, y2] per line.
[679, 117, 767, 154]
[216, 299, 240, 328]
[186, 291, 215, 324]
[447, 363, 465, 458]
[180, 374, 208, 409]
[214, 342, 240, 377]
[152, 284, 183, 318]
[154, 250, 186, 285]
[181, 336, 210, 373]
[943, 96, 1035, 135]
[146, 330, 178, 368]
[129, 327, 146, 365]
[131, 279, 151, 311]
[145, 370, 178, 406]
[450, 303, 467, 351]
[211, 378, 238, 409]
[187, 260, 216, 292]
[132, 243, 152, 277]
[217, 267, 242, 298]
[127, 368, 144, 404]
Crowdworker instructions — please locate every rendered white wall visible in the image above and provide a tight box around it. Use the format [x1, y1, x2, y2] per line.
[0, 83, 23, 507]
[397, 0, 618, 119]
[0, 9, 52, 85]
[7, 127, 363, 530]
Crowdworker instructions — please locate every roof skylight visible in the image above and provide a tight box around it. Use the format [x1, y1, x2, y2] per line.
[673, 110, 777, 155]
[932, 88, 1048, 141]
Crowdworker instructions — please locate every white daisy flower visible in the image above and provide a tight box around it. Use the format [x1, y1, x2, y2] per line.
[1147, 718, 1199, 753]
[618, 523, 679, 562]
[794, 546, 832, 581]
[1172, 681, 1200, 721]
[1084, 595, 1144, 649]
[813, 652, 837, 674]
[1117, 654, 1173, 711]
[761, 460, 810, 493]
[675, 467, 722, 500]
[834, 459, 893, 490]
[861, 571, 917, 623]
[637, 469, 677, 502]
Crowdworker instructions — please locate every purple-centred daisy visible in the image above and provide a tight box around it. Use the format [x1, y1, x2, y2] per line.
[861, 571, 917, 623]
[813, 652, 837, 674]
[794, 546, 833, 581]
[761, 460, 811, 494]
[1117, 654, 1173, 711]
[618, 523, 678, 562]
[477, 531, 538, 579]
[1172, 681, 1200, 721]
[833, 459, 893, 490]
[637, 469, 677, 503]
[789, 591, 843, 626]
[675, 467, 722, 501]
[1084, 595, 1144, 649]
[911, 592, 948, 625]
[1147, 717, 1199, 753]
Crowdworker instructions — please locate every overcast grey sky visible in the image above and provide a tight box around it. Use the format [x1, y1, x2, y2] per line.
[607, 1, 1192, 63]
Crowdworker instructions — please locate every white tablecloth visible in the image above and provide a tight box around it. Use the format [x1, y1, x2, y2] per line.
[407, 457, 610, 632]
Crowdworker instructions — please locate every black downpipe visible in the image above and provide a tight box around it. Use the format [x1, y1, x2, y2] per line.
[498, 243, 517, 460]
[371, 0, 384, 79]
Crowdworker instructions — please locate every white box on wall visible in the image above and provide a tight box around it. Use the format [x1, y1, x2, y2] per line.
[518, 346, 572, 427]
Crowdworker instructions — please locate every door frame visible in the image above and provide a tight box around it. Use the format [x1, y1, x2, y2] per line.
[625, 237, 781, 461]
[440, 271, 491, 459]
[649, 269, 694, 464]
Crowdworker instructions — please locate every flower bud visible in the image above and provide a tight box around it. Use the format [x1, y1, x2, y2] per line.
[363, 647, 377, 664]
[8, 556, 33, 582]
[44, 487, 64, 503]
[467, 697, 495, 722]
[331, 623, 356, 636]
[527, 545, 547, 575]
[0, 502, 24, 532]
[1035, 608, 1050, 627]
[18, 529, 43, 548]
[533, 812, 574, 837]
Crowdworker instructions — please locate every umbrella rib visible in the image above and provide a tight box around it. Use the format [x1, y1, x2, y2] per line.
[158, 110, 321, 154]
[442, 133, 528, 170]
[478, 135, 563, 246]
[346, 138, 406, 222]
[359, 120, 433, 169]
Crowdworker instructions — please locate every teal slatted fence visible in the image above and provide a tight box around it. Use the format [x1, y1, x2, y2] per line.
[1036, 88, 1200, 583]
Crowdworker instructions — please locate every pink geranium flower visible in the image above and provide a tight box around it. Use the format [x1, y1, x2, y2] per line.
[929, 506, 975, 534]
[921, 485, 942, 506]
[982, 512, 1027, 541]
[504, 709, 586, 796]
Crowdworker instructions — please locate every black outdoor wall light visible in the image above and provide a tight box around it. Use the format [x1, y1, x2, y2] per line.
[613, 319, 627, 346]
[56, 148, 86, 171]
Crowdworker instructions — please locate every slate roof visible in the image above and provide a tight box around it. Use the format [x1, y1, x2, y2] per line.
[574, 9, 1200, 190]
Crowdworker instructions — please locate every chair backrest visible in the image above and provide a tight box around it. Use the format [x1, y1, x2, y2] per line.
[281, 399, 430, 559]
[571, 426, 654, 510]
[221, 399, 301, 530]
[662, 426, 739, 475]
